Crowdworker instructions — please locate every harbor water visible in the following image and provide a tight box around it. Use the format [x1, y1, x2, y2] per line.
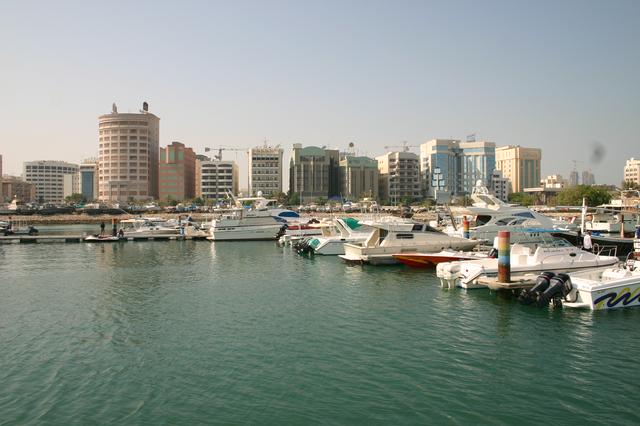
[1, 227, 639, 424]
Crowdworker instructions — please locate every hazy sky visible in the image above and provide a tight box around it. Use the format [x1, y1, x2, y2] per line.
[1, 0, 639, 188]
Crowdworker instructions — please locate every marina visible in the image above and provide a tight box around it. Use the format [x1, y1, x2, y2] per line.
[2, 231, 640, 424]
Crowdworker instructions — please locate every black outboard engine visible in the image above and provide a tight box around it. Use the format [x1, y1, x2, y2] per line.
[535, 273, 572, 307]
[487, 248, 498, 259]
[519, 271, 555, 305]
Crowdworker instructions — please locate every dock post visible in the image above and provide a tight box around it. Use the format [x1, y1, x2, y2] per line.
[462, 216, 470, 239]
[497, 230, 510, 283]
[620, 214, 625, 238]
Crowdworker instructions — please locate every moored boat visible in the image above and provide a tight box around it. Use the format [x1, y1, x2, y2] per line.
[437, 238, 619, 289]
[393, 250, 491, 268]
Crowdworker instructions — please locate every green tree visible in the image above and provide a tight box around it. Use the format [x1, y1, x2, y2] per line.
[65, 193, 86, 205]
[287, 191, 300, 206]
[191, 197, 205, 206]
[508, 192, 536, 206]
[556, 185, 612, 206]
[622, 180, 640, 190]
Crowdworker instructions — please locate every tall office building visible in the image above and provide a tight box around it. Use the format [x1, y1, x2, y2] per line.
[420, 139, 496, 198]
[289, 145, 340, 203]
[79, 159, 99, 202]
[23, 160, 79, 204]
[249, 144, 283, 195]
[98, 102, 160, 202]
[568, 170, 579, 187]
[197, 160, 239, 201]
[495, 145, 541, 193]
[581, 170, 595, 186]
[624, 158, 640, 186]
[376, 151, 421, 203]
[159, 142, 196, 201]
[340, 156, 379, 200]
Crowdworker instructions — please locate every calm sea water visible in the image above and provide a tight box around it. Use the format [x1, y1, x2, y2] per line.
[1, 227, 639, 425]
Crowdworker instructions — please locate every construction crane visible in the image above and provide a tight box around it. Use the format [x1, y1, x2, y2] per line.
[204, 146, 247, 161]
[384, 141, 418, 152]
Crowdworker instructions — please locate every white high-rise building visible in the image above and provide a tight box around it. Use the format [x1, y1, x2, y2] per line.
[23, 160, 79, 204]
[98, 102, 160, 202]
[249, 144, 283, 195]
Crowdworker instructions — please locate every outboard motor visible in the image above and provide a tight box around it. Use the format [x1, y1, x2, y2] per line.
[519, 271, 555, 305]
[535, 273, 572, 307]
[487, 248, 498, 259]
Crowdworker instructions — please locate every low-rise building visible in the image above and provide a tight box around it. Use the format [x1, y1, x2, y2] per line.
[1, 176, 36, 203]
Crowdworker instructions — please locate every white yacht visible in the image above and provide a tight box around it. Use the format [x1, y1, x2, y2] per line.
[436, 238, 619, 289]
[584, 207, 638, 234]
[207, 194, 285, 241]
[444, 181, 563, 242]
[339, 219, 478, 265]
[119, 218, 181, 237]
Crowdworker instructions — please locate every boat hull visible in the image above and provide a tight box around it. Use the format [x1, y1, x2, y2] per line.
[208, 224, 283, 241]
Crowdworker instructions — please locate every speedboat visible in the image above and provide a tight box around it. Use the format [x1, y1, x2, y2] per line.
[294, 218, 374, 255]
[562, 253, 640, 310]
[436, 237, 619, 289]
[84, 235, 123, 242]
[393, 250, 491, 268]
[339, 219, 478, 265]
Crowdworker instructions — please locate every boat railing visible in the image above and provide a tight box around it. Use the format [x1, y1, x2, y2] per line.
[593, 244, 618, 258]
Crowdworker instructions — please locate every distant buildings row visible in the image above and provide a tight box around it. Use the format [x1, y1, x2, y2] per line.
[4, 102, 636, 206]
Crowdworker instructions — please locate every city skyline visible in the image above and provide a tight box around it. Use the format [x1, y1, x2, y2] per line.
[1, 1, 639, 186]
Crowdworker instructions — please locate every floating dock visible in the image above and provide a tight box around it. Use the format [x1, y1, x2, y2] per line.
[0, 234, 209, 244]
[477, 275, 538, 291]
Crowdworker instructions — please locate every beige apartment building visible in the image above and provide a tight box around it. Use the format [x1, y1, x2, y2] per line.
[98, 102, 160, 202]
[159, 142, 196, 201]
[249, 144, 283, 196]
[624, 158, 640, 186]
[495, 145, 541, 193]
[376, 151, 421, 203]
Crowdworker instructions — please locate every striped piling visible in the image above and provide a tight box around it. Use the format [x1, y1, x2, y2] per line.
[462, 216, 470, 239]
[498, 230, 510, 283]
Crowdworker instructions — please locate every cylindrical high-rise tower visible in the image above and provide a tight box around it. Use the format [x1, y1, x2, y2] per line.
[97, 103, 160, 202]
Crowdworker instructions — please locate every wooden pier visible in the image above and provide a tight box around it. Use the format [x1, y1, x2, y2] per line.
[0, 234, 209, 244]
